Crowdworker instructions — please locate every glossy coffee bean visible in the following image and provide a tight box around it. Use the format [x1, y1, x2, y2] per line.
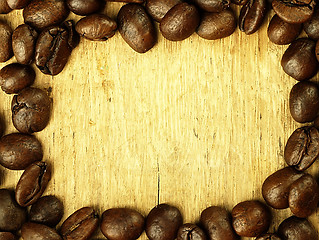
[0, 189, 27, 231]
[0, 0, 12, 13]
[0, 232, 16, 240]
[29, 195, 64, 227]
[146, 204, 183, 240]
[197, 9, 236, 40]
[255, 233, 282, 240]
[118, 3, 156, 53]
[267, 14, 301, 45]
[200, 206, 238, 240]
[75, 14, 117, 41]
[100, 208, 144, 240]
[145, 0, 182, 22]
[0, 133, 43, 170]
[231, 201, 271, 237]
[304, 10, 319, 40]
[23, 0, 70, 30]
[22, 222, 62, 240]
[12, 87, 51, 134]
[12, 24, 38, 65]
[281, 38, 318, 81]
[160, 3, 200, 41]
[0, 20, 12, 62]
[60, 207, 99, 240]
[0, 63, 35, 94]
[177, 223, 207, 240]
[67, 0, 105, 15]
[278, 216, 318, 240]
[6, 0, 30, 9]
[192, 0, 230, 12]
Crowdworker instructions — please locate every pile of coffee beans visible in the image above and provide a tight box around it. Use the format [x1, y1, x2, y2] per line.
[0, 0, 319, 239]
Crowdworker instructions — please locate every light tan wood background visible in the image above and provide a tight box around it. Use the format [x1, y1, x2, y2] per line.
[1, 3, 319, 239]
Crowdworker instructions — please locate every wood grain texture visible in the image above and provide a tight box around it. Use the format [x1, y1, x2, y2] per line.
[1, 4, 319, 240]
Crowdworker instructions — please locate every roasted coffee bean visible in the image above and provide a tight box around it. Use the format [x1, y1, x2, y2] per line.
[67, 0, 105, 15]
[75, 14, 117, 41]
[197, 9, 236, 40]
[15, 161, 51, 207]
[177, 223, 207, 240]
[100, 208, 145, 240]
[0, 189, 27, 231]
[278, 216, 318, 239]
[60, 207, 99, 240]
[12, 87, 51, 134]
[0, 133, 43, 170]
[231, 0, 248, 5]
[12, 24, 38, 65]
[22, 222, 62, 240]
[281, 38, 318, 81]
[0, 20, 12, 62]
[231, 200, 271, 237]
[29, 195, 64, 227]
[145, 0, 182, 22]
[0, 232, 16, 240]
[146, 204, 183, 240]
[6, 0, 31, 9]
[239, 0, 267, 35]
[160, 3, 200, 41]
[23, 0, 70, 30]
[255, 233, 282, 240]
[267, 14, 301, 45]
[0, 0, 12, 13]
[304, 10, 319, 40]
[0, 63, 35, 94]
[192, 0, 230, 12]
[200, 206, 238, 240]
[262, 167, 304, 209]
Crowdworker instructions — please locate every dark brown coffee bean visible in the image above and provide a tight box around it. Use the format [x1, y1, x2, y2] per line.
[200, 206, 238, 240]
[12, 24, 38, 65]
[67, 0, 105, 15]
[6, 0, 31, 9]
[29, 195, 64, 227]
[0, 20, 12, 62]
[239, 0, 266, 35]
[100, 208, 144, 240]
[0, 63, 35, 94]
[231, 201, 271, 237]
[262, 167, 305, 209]
[160, 3, 200, 41]
[22, 222, 62, 240]
[267, 14, 301, 45]
[196, 9, 236, 40]
[60, 207, 99, 240]
[0, 133, 43, 170]
[0, 189, 27, 231]
[255, 233, 282, 240]
[177, 223, 207, 240]
[75, 14, 117, 41]
[145, 0, 182, 22]
[0, 0, 12, 13]
[192, 0, 230, 12]
[278, 216, 318, 240]
[23, 0, 70, 30]
[0, 232, 16, 240]
[146, 204, 183, 240]
[304, 10, 319, 40]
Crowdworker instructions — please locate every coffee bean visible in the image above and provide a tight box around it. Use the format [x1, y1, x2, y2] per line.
[160, 3, 200, 41]
[23, 0, 70, 30]
[0, 133, 43, 170]
[146, 204, 183, 240]
[267, 14, 301, 45]
[67, 0, 105, 15]
[22, 222, 62, 240]
[145, 0, 182, 22]
[200, 206, 238, 240]
[231, 201, 271, 237]
[0, 232, 16, 240]
[177, 223, 207, 240]
[262, 167, 304, 209]
[75, 14, 117, 41]
[6, 0, 31, 9]
[12, 87, 51, 134]
[12, 24, 38, 65]
[278, 216, 318, 240]
[100, 208, 145, 240]
[0, 0, 12, 13]
[0, 20, 12, 62]
[255, 233, 282, 240]
[196, 9, 236, 40]
[239, 0, 267, 35]
[192, 0, 230, 12]
[304, 10, 319, 40]
[0, 63, 35, 94]
[231, 0, 248, 5]
[0, 189, 27, 231]
[29, 195, 64, 227]
[60, 207, 99, 240]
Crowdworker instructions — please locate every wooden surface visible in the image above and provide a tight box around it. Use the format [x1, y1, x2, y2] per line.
[1, 4, 319, 239]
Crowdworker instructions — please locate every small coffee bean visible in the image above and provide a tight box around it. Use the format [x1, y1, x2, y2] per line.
[100, 208, 145, 240]
[267, 14, 301, 45]
[0, 0, 12, 13]
[0, 133, 43, 170]
[0, 20, 12, 62]
[75, 14, 117, 41]
[29, 195, 64, 227]
[304, 10, 319, 40]
[0, 232, 16, 240]
[177, 223, 207, 240]
[0, 189, 27, 231]
[0, 63, 35, 94]
[160, 3, 200, 41]
[196, 9, 236, 40]
[255, 233, 282, 240]
[12, 24, 38, 65]
[60, 207, 99, 240]
[146, 204, 183, 240]
[200, 206, 238, 240]
[231, 201, 271, 237]
[145, 0, 182, 22]
[22, 222, 62, 240]
[6, 0, 31, 9]
[67, 0, 105, 15]
[192, 0, 230, 12]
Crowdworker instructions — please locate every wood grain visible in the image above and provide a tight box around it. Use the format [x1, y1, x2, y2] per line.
[1, 4, 319, 239]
